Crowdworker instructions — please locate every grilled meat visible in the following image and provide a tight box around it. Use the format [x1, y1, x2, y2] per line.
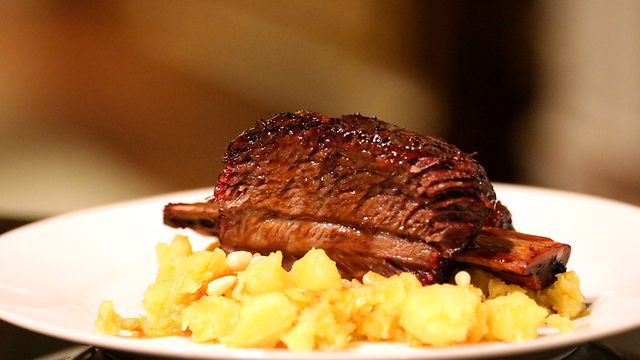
[164, 111, 570, 289]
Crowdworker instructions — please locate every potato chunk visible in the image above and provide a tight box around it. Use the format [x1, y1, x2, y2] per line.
[289, 248, 342, 290]
[236, 252, 289, 296]
[141, 238, 229, 337]
[155, 234, 193, 282]
[537, 270, 586, 318]
[221, 292, 297, 348]
[95, 300, 123, 335]
[399, 284, 483, 346]
[282, 298, 354, 351]
[181, 296, 240, 342]
[484, 292, 548, 341]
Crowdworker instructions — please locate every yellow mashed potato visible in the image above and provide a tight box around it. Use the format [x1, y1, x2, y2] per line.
[95, 235, 587, 351]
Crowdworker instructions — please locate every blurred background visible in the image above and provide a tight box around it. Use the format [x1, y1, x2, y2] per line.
[1, 0, 639, 220]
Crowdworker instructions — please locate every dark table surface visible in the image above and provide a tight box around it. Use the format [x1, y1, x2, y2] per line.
[1, 218, 639, 360]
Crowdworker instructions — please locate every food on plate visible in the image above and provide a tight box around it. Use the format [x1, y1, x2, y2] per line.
[164, 111, 570, 290]
[96, 111, 586, 350]
[95, 235, 585, 350]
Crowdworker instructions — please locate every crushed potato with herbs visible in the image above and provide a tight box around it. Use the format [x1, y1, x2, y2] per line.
[96, 235, 586, 350]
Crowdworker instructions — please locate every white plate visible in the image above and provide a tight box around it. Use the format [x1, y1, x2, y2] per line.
[1, 184, 639, 359]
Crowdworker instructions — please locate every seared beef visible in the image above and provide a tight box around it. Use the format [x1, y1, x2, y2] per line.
[164, 111, 570, 289]
[221, 208, 450, 285]
[215, 111, 502, 257]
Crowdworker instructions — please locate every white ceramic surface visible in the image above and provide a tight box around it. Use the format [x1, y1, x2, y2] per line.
[0, 184, 639, 359]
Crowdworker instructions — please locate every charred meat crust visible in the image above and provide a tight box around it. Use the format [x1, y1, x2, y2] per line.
[215, 111, 500, 257]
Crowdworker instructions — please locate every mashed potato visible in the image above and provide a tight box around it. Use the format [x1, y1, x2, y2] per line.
[95, 235, 586, 350]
